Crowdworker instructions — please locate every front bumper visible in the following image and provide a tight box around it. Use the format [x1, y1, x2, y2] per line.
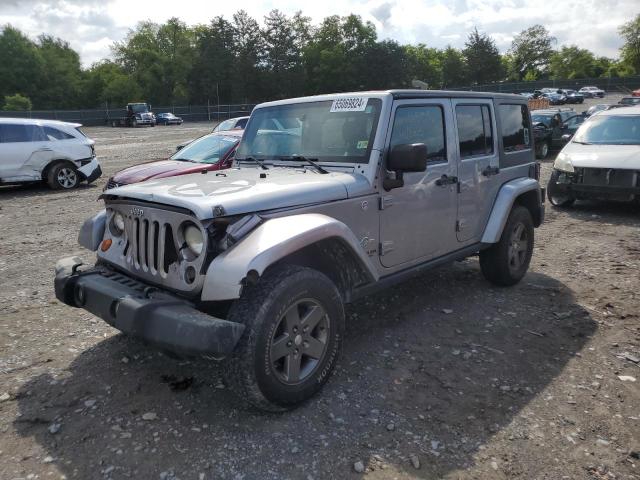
[549, 168, 640, 200]
[54, 257, 245, 357]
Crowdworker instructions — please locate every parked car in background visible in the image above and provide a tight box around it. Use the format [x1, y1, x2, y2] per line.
[632, 88, 640, 97]
[213, 116, 249, 132]
[531, 108, 586, 158]
[559, 89, 584, 104]
[104, 129, 242, 189]
[155, 113, 183, 125]
[578, 86, 605, 98]
[539, 90, 567, 105]
[547, 106, 640, 206]
[585, 104, 612, 117]
[618, 97, 640, 106]
[0, 118, 101, 189]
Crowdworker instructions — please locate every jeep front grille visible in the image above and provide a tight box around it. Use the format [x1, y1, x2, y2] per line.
[99, 202, 207, 294]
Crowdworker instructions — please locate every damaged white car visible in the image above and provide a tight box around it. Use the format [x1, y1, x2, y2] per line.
[0, 118, 101, 189]
[548, 106, 640, 206]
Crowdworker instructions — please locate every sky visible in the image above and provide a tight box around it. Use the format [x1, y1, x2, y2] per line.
[0, 0, 636, 67]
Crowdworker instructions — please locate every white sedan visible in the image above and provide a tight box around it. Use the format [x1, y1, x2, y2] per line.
[0, 118, 101, 189]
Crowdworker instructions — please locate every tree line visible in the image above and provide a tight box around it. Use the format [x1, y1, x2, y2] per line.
[1, 11, 640, 110]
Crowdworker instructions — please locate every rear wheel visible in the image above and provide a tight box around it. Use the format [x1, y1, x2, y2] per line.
[222, 264, 344, 411]
[47, 163, 79, 190]
[536, 141, 549, 159]
[480, 206, 534, 286]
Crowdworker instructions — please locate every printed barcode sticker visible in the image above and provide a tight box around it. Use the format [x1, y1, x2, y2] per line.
[330, 97, 368, 112]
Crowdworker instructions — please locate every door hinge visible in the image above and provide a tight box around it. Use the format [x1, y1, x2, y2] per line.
[380, 241, 394, 256]
[379, 195, 393, 210]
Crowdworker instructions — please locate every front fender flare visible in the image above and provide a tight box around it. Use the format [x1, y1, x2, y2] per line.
[481, 177, 542, 244]
[201, 213, 379, 301]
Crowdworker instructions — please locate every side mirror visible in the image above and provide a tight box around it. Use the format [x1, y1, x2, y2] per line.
[176, 144, 184, 151]
[388, 143, 428, 172]
[383, 143, 427, 190]
[561, 134, 572, 142]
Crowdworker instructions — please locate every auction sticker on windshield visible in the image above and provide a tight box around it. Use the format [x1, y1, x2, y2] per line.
[330, 97, 368, 112]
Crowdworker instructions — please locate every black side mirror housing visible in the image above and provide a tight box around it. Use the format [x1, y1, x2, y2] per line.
[384, 143, 428, 190]
[561, 134, 572, 142]
[388, 143, 428, 172]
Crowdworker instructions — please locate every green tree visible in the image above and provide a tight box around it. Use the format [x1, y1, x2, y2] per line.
[549, 46, 597, 79]
[463, 28, 503, 84]
[619, 14, 640, 73]
[37, 35, 83, 108]
[3, 93, 32, 111]
[440, 46, 468, 87]
[404, 44, 442, 88]
[0, 26, 44, 106]
[509, 25, 556, 80]
[232, 10, 265, 102]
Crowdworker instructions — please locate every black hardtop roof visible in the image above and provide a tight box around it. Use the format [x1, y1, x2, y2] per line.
[388, 89, 526, 102]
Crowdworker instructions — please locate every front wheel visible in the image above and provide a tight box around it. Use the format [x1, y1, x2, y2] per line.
[480, 206, 534, 286]
[223, 265, 345, 411]
[536, 141, 549, 159]
[547, 170, 576, 207]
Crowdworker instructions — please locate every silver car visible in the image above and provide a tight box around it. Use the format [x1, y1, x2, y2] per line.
[547, 105, 640, 206]
[55, 90, 544, 410]
[0, 118, 101, 189]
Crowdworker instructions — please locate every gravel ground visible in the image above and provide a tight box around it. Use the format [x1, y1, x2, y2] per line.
[0, 104, 639, 480]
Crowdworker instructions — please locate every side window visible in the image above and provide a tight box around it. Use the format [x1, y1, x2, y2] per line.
[0, 124, 45, 143]
[455, 104, 494, 158]
[390, 105, 447, 163]
[499, 104, 531, 152]
[44, 126, 75, 141]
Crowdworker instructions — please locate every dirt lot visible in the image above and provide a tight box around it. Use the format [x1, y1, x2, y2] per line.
[1, 106, 639, 480]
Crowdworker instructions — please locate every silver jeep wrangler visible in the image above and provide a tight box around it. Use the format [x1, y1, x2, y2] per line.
[55, 90, 544, 411]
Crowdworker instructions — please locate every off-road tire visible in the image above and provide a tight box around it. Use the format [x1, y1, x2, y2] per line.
[547, 170, 576, 207]
[222, 264, 345, 411]
[47, 162, 79, 190]
[480, 205, 534, 286]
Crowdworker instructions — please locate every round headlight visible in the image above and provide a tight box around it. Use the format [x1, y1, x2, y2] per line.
[112, 212, 125, 235]
[184, 224, 204, 256]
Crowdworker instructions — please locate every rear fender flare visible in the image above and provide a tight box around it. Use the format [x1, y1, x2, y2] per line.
[481, 177, 542, 244]
[201, 213, 379, 301]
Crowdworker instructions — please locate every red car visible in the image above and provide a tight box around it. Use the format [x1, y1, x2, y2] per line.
[105, 129, 243, 189]
[632, 88, 640, 97]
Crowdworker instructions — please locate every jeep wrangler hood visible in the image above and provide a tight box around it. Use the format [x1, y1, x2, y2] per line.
[103, 167, 371, 219]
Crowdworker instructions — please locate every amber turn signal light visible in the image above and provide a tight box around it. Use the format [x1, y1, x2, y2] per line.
[100, 239, 112, 252]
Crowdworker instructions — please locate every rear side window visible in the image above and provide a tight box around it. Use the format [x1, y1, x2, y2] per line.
[455, 105, 493, 158]
[0, 124, 46, 143]
[390, 105, 447, 163]
[44, 126, 75, 141]
[499, 104, 531, 152]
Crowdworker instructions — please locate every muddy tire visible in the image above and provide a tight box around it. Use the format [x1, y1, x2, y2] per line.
[222, 264, 344, 411]
[547, 170, 576, 207]
[47, 162, 79, 190]
[480, 205, 534, 287]
[536, 141, 549, 159]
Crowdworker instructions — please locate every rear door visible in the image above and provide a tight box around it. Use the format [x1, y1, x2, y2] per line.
[0, 124, 50, 180]
[452, 100, 499, 243]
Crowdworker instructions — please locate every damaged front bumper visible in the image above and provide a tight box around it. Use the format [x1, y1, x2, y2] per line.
[549, 168, 640, 201]
[54, 257, 244, 358]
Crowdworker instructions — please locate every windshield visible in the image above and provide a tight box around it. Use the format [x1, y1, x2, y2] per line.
[532, 114, 551, 127]
[573, 115, 640, 145]
[237, 98, 382, 164]
[130, 104, 149, 113]
[171, 134, 238, 163]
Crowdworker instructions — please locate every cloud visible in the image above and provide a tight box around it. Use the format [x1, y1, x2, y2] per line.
[0, 0, 631, 66]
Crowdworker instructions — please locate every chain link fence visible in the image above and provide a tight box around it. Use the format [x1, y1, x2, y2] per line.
[452, 75, 640, 94]
[0, 103, 256, 126]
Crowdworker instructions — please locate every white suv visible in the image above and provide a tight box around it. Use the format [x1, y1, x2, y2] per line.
[0, 118, 101, 189]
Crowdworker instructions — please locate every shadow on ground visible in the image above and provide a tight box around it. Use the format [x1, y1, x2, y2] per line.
[14, 261, 596, 479]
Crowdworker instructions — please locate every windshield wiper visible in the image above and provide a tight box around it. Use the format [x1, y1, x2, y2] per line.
[279, 155, 329, 174]
[237, 156, 269, 170]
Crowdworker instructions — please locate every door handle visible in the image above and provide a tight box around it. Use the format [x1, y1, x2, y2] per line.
[482, 166, 500, 177]
[435, 174, 458, 186]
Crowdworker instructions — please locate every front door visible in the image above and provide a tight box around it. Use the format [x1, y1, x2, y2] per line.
[379, 99, 458, 268]
[452, 100, 500, 243]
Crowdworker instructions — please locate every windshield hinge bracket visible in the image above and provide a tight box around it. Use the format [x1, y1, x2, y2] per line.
[379, 195, 393, 210]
